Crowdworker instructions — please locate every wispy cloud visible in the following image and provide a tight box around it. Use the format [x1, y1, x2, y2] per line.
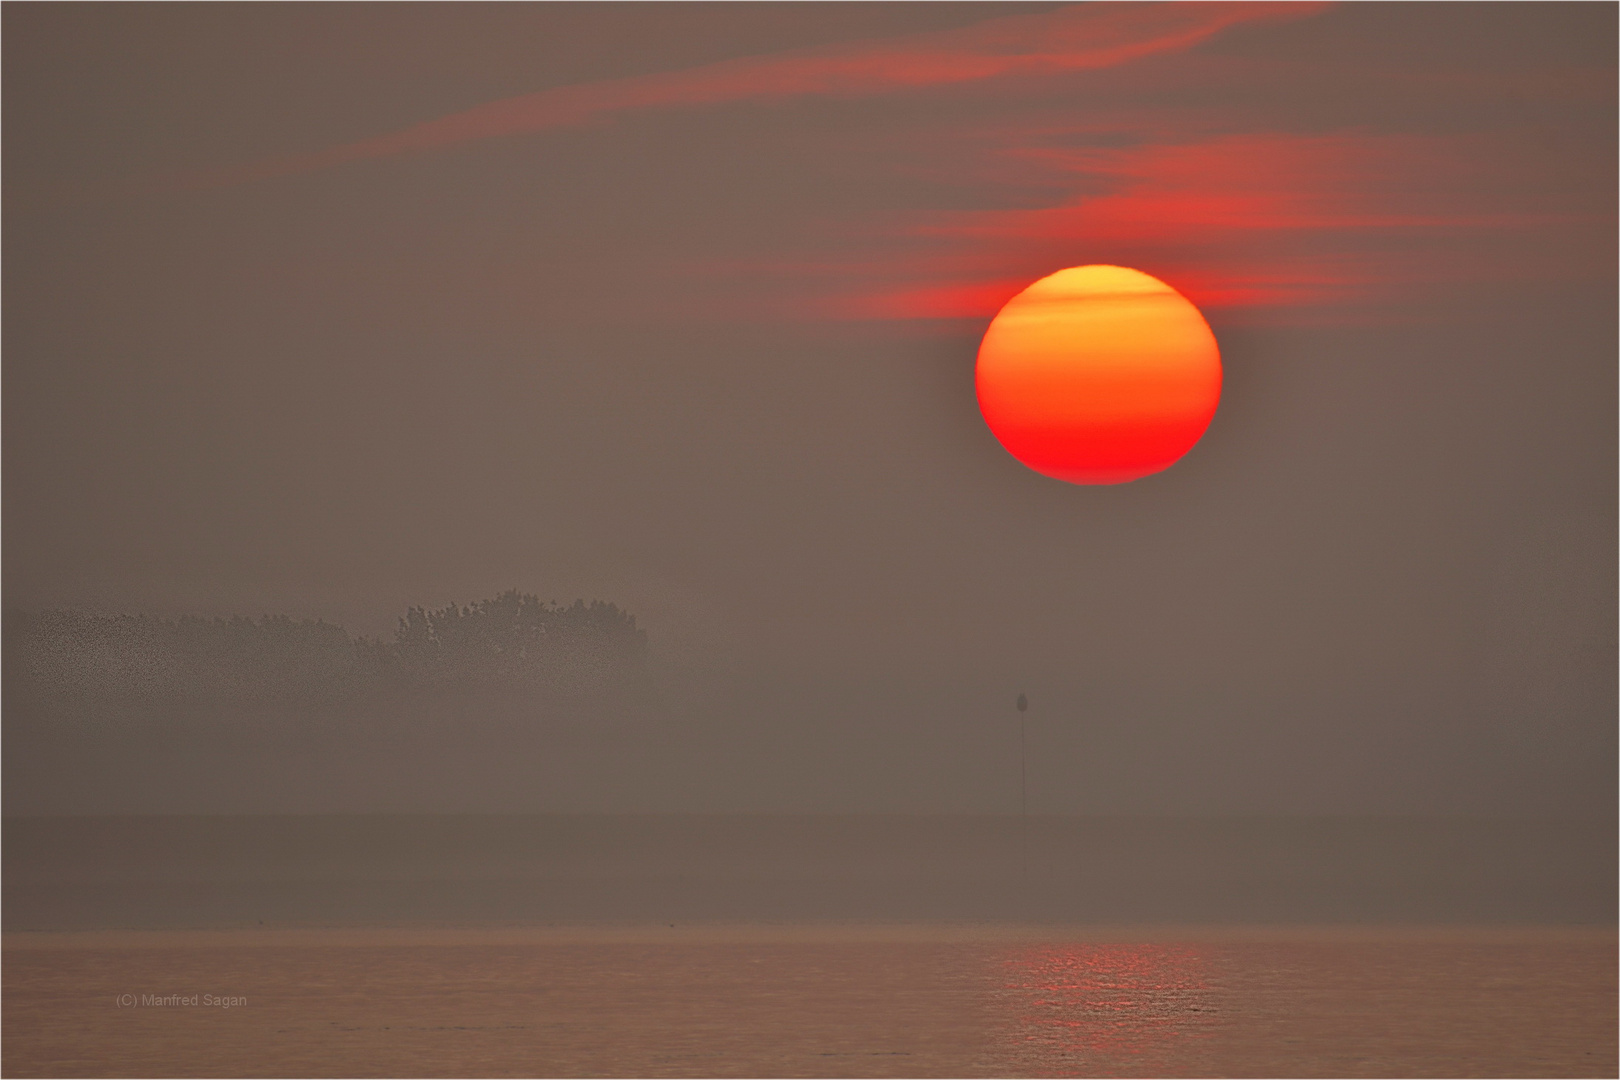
[742, 130, 1604, 323]
[915, 134, 1554, 241]
[183, 2, 1322, 189]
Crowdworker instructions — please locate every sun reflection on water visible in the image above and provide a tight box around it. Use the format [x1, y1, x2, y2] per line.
[992, 943, 1216, 1077]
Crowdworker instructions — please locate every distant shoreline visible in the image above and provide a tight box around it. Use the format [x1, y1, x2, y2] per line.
[7, 923, 1616, 950]
[9, 815, 1614, 932]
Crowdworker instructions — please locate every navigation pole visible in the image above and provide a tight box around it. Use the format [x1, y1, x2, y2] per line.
[1017, 691, 1028, 884]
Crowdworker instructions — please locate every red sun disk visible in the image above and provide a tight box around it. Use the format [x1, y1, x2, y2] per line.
[975, 265, 1222, 485]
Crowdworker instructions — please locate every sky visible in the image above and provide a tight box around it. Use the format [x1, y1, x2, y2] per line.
[5, 2, 1615, 816]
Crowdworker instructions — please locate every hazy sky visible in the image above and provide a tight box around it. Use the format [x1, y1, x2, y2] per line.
[5, 3, 1614, 815]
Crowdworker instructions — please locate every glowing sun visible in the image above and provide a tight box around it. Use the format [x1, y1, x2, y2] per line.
[975, 265, 1221, 485]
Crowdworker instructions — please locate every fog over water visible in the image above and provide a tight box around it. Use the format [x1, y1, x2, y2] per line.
[6, 815, 1613, 933]
[4, 0, 1614, 886]
[5, 9, 1617, 1078]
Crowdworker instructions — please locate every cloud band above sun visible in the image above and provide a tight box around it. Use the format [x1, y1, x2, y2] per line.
[179, 2, 1325, 190]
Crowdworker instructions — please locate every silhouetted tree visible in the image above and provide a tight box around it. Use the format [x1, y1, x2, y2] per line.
[392, 590, 647, 692]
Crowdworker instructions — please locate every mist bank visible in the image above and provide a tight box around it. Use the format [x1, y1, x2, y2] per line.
[7, 591, 647, 713]
[7, 668, 1615, 818]
[4, 593, 663, 816]
[5, 585, 1613, 819]
[4, 814, 1613, 932]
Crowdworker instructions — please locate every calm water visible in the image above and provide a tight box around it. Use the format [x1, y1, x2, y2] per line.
[5, 928, 1615, 1077]
[5, 817, 1615, 1075]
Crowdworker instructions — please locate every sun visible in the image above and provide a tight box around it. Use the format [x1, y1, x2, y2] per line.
[975, 266, 1221, 485]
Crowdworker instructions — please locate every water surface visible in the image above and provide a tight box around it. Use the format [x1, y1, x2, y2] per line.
[5, 927, 1614, 1077]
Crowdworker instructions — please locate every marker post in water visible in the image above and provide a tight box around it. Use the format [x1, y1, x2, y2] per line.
[1016, 692, 1028, 884]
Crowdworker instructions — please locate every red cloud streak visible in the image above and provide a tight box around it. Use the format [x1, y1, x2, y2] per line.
[791, 131, 1599, 321]
[186, 2, 1325, 189]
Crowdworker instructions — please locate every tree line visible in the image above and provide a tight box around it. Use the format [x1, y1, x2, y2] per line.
[7, 590, 648, 716]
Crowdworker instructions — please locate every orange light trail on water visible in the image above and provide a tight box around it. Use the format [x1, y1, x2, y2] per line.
[996, 942, 1215, 1073]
